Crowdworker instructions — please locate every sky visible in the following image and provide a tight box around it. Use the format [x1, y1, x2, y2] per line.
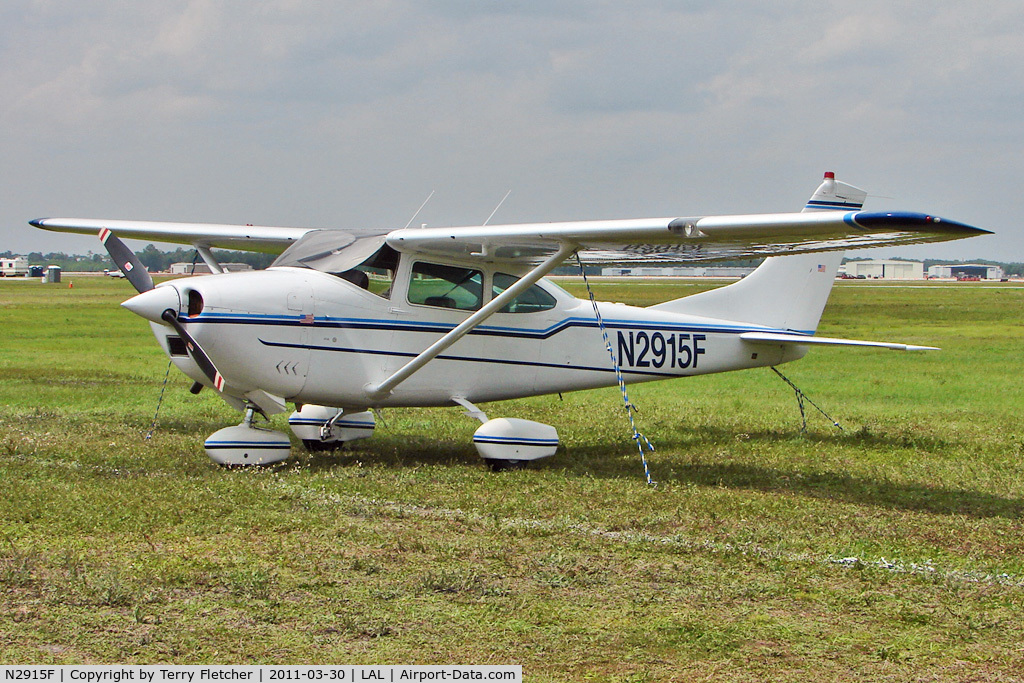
[2, 1, 1022, 261]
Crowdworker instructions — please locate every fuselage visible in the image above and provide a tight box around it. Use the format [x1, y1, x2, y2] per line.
[146, 264, 806, 411]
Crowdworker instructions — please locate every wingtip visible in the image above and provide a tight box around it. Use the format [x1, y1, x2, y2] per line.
[852, 211, 991, 236]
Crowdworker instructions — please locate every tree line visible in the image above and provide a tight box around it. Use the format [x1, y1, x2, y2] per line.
[3, 248, 1023, 277]
[1, 246, 276, 273]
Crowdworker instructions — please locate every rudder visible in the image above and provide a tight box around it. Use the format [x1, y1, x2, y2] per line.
[649, 172, 866, 333]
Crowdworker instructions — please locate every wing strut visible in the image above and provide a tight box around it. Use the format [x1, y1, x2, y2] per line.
[365, 243, 576, 401]
[195, 245, 225, 274]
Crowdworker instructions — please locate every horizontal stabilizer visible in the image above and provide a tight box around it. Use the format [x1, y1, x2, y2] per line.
[739, 331, 938, 351]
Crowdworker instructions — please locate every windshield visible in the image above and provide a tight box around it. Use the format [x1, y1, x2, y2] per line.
[271, 230, 386, 272]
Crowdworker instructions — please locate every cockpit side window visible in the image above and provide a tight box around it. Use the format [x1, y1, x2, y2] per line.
[408, 262, 483, 311]
[349, 245, 399, 298]
[492, 273, 557, 313]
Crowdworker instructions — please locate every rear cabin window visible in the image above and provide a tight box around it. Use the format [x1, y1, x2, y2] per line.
[492, 273, 557, 313]
[408, 262, 483, 311]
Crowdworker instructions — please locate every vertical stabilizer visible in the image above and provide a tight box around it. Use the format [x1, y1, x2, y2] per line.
[649, 173, 866, 333]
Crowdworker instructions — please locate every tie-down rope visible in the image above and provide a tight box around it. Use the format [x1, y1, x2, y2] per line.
[575, 254, 656, 486]
[770, 365, 843, 432]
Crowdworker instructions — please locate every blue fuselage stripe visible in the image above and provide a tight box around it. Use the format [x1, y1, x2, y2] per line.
[259, 338, 682, 378]
[181, 314, 808, 379]
[180, 313, 786, 339]
[805, 201, 864, 210]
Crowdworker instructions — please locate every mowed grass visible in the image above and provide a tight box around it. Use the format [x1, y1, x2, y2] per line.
[2, 275, 1023, 680]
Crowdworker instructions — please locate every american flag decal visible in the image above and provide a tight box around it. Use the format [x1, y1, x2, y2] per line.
[817, 264, 827, 272]
[301, 314, 315, 325]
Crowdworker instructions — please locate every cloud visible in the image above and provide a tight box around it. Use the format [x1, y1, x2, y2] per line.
[2, 1, 1021, 259]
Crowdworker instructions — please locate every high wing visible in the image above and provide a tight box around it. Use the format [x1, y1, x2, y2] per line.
[31, 210, 988, 266]
[29, 218, 316, 253]
[387, 211, 989, 265]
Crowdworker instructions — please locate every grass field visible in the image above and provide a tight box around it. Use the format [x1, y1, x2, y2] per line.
[1, 275, 1023, 681]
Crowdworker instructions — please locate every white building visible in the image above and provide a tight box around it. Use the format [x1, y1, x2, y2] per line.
[927, 264, 1004, 280]
[841, 259, 924, 280]
[600, 266, 756, 277]
[1, 256, 29, 276]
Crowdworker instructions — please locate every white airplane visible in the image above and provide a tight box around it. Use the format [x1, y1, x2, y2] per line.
[31, 173, 988, 469]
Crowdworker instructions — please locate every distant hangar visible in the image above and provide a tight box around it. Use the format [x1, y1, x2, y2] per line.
[926, 263, 1004, 280]
[842, 259, 923, 279]
[602, 259, 1006, 281]
[842, 260, 1005, 280]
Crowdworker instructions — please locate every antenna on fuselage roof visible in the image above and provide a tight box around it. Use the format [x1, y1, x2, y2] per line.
[405, 190, 435, 229]
[483, 190, 512, 226]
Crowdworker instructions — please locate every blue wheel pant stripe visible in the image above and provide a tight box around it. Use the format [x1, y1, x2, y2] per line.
[289, 419, 374, 428]
[474, 438, 559, 446]
[205, 442, 291, 449]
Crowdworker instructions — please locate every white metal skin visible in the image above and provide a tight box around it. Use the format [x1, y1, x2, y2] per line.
[141, 262, 809, 412]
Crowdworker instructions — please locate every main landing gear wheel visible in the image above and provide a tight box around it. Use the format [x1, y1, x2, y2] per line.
[289, 405, 375, 452]
[301, 439, 342, 452]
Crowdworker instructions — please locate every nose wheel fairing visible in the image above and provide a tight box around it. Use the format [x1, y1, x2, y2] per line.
[203, 408, 291, 466]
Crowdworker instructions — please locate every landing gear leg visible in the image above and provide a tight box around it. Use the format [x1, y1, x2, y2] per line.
[242, 404, 260, 428]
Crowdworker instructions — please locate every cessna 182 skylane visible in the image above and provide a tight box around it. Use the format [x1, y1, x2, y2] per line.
[31, 173, 988, 469]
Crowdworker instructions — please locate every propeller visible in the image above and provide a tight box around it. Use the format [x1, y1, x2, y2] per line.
[105, 227, 241, 400]
[159, 308, 227, 392]
[119, 274, 229, 395]
[98, 227, 154, 294]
